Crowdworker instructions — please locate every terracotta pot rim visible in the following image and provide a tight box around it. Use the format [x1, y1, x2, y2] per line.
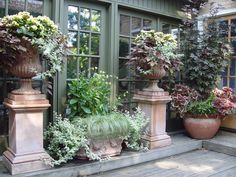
[184, 113, 224, 119]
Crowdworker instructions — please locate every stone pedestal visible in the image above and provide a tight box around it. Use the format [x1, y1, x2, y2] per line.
[133, 90, 172, 149]
[3, 93, 51, 175]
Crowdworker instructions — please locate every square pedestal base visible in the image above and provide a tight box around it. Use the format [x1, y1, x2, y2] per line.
[142, 134, 172, 149]
[3, 149, 51, 175]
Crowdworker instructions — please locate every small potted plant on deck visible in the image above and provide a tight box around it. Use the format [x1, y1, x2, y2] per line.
[0, 12, 66, 94]
[171, 84, 236, 139]
[127, 30, 182, 91]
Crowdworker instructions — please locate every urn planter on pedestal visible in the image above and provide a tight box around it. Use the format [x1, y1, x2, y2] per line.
[0, 12, 66, 175]
[2, 41, 51, 175]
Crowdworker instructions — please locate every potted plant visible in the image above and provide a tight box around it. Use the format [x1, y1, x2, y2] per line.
[127, 30, 182, 91]
[171, 84, 236, 139]
[63, 71, 148, 161]
[44, 109, 148, 166]
[0, 12, 66, 94]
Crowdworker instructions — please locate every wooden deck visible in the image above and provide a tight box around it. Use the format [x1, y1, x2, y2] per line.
[90, 150, 236, 177]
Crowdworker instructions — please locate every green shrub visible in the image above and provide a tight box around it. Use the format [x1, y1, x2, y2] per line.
[67, 71, 114, 119]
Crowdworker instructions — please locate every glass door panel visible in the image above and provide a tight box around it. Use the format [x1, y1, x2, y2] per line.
[65, 1, 106, 80]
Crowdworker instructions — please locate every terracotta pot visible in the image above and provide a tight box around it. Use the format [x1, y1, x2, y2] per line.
[183, 114, 221, 140]
[77, 138, 123, 160]
[10, 40, 42, 95]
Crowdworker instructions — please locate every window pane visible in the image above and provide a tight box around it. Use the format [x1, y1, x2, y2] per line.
[231, 19, 236, 37]
[143, 19, 152, 31]
[231, 38, 236, 54]
[68, 6, 78, 30]
[0, 1, 5, 18]
[91, 34, 100, 55]
[120, 15, 130, 36]
[80, 8, 90, 31]
[119, 59, 128, 79]
[91, 57, 99, 74]
[171, 27, 179, 40]
[79, 57, 89, 73]
[67, 56, 77, 79]
[230, 59, 236, 76]
[67, 32, 78, 54]
[119, 37, 129, 57]
[132, 17, 141, 36]
[91, 10, 101, 32]
[79, 32, 89, 55]
[27, 0, 43, 16]
[219, 20, 228, 37]
[162, 24, 170, 34]
[8, 0, 25, 15]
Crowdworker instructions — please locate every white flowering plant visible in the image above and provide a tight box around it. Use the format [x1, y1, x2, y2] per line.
[0, 11, 66, 78]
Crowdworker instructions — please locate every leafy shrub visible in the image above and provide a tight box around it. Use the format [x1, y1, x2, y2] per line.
[67, 71, 114, 119]
[180, 1, 231, 97]
[124, 108, 149, 150]
[44, 114, 89, 166]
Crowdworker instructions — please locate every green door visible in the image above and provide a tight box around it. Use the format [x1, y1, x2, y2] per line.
[64, 0, 106, 78]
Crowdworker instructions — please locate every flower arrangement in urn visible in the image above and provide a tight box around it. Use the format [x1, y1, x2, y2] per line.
[0, 12, 66, 94]
[127, 30, 182, 91]
[171, 84, 236, 139]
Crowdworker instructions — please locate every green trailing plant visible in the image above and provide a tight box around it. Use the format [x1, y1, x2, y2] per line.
[44, 114, 88, 166]
[124, 108, 149, 151]
[44, 113, 100, 166]
[67, 71, 116, 119]
[0, 11, 66, 78]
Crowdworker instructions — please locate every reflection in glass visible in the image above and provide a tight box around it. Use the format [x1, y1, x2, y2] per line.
[91, 10, 101, 32]
[231, 19, 236, 37]
[143, 19, 152, 31]
[79, 57, 89, 73]
[80, 32, 89, 54]
[230, 59, 236, 76]
[120, 15, 130, 36]
[91, 58, 99, 74]
[8, 0, 25, 15]
[132, 17, 141, 36]
[119, 38, 129, 57]
[162, 24, 170, 34]
[171, 27, 179, 40]
[68, 6, 78, 30]
[231, 39, 236, 54]
[27, 0, 43, 16]
[119, 59, 128, 79]
[80, 8, 90, 31]
[219, 20, 228, 37]
[67, 56, 77, 79]
[0, 1, 5, 18]
[91, 34, 100, 55]
[67, 32, 78, 54]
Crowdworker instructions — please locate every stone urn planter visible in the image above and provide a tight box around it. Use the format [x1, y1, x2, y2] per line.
[10, 40, 42, 95]
[77, 138, 123, 159]
[143, 65, 166, 92]
[184, 114, 221, 139]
